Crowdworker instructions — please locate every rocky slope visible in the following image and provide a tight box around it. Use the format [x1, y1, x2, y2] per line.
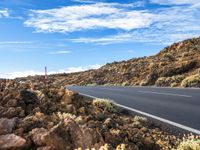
[45, 37, 200, 88]
[0, 79, 185, 150]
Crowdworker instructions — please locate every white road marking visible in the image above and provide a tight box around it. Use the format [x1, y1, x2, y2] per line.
[138, 90, 192, 98]
[79, 92, 200, 135]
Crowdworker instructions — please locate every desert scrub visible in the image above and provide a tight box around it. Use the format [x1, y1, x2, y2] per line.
[155, 77, 169, 86]
[163, 52, 174, 60]
[92, 98, 118, 113]
[156, 75, 185, 87]
[133, 115, 148, 126]
[52, 112, 76, 123]
[171, 82, 179, 87]
[122, 81, 129, 86]
[140, 79, 148, 86]
[181, 52, 190, 57]
[103, 83, 114, 86]
[176, 135, 200, 150]
[86, 83, 97, 86]
[171, 75, 185, 82]
[181, 74, 200, 87]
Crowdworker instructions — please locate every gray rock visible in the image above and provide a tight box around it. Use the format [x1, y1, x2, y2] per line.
[0, 118, 18, 135]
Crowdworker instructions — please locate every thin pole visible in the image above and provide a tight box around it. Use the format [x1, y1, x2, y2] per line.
[45, 66, 48, 86]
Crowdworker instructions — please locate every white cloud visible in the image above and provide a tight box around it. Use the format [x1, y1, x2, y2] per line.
[24, 2, 200, 45]
[0, 8, 9, 18]
[0, 64, 102, 79]
[0, 41, 69, 51]
[72, 30, 200, 46]
[71, 33, 133, 45]
[127, 50, 134, 53]
[48, 50, 71, 55]
[25, 3, 154, 33]
[71, 0, 98, 3]
[150, 0, 198, 5]
[71, 5, 200, 45]
[0, 41, 40, 51]
[0, 41, 33, 44]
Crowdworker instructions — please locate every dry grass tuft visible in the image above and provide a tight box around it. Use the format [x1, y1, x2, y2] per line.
[181, 74, 200, 87]
[92, 98, 118, 113]
[176, 134, 200, 150]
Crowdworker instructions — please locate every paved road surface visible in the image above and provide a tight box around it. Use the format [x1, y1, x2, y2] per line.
[68, 86, 200, 134]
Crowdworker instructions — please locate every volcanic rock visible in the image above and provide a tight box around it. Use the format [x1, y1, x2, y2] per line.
[0, 134, 26, 150]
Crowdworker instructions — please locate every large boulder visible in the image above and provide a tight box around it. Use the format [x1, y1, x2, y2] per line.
[0, 118, 18, 135]
[30, 123, 71, 150]
[0, 106, 24, 118]
[0, 134, 26, 150]
[30, 119, 104, 150]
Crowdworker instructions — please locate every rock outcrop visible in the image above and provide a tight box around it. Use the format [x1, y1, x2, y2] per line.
[0, 134, 26, 150]
[0, 79, 180, 149]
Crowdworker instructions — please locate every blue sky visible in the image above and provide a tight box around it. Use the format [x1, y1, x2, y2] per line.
[0, 0, 200, 78]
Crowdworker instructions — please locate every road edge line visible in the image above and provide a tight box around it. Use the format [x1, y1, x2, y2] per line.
[79, 92, 200, 135]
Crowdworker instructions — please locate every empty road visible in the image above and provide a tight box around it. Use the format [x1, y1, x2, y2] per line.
[68, 86, 200, 134]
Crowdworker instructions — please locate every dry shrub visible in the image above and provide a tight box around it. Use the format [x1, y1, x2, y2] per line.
[181, 74, 200, 87]
[92, 98, 118, 113]
[176, 134, 200, 150]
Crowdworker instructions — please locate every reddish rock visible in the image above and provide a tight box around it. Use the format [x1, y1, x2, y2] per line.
[30, 124, 71, 150]
[30, 128, 48, 146]
[65, 119, 104, 149]
[0, 134, 26, 150]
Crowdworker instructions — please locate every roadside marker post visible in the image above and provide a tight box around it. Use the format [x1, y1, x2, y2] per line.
[45, 66, 48, 87]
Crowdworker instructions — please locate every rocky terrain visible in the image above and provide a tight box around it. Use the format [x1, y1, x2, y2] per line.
[0, 78, 188, 150]
[33, 37, 200, 88]
[1, 37, 200, 150]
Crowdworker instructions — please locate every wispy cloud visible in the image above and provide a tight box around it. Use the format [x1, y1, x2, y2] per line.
[71, 0, 98, 3]
[0, 8, 9, 18]
[0, 64, 102, 79]
[0, 41, 38, 51]
[127, 50, 134, 53]
[48, 50, 71, 55]
[24, 1, 200, 45]
[0, 41, 33, 44]
[24, 2, 153, 33]
[71, 33, 133, 45]
[150, 0, 198, 5]
[70, 4, 200, 45]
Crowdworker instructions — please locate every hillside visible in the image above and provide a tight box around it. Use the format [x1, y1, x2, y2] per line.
[52, 37, 200, 88]
[16, 37, 200, 88]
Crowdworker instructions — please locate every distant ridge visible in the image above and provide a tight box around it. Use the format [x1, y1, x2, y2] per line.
[18, 37, 200, 88]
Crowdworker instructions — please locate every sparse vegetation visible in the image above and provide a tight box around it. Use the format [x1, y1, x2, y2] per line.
[176, 135, 200, 150]
[133, 115, 148, 127]
[156, 75, 185, 87]
[86, 83, 98, 86]
[53, 112, 76, 121]
[181, 74, 200, 87]
[155, 77, 170, 86]
[122, 81, 129, 86]
[163, 52, 174, 60]
[140, 79, 148, 86]
[92, 98, 118, 113]
[103, 83, 114, 86]
[16, 37, 200, 88]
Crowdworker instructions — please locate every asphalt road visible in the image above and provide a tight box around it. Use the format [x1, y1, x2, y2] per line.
[68, 86, 200, 133]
